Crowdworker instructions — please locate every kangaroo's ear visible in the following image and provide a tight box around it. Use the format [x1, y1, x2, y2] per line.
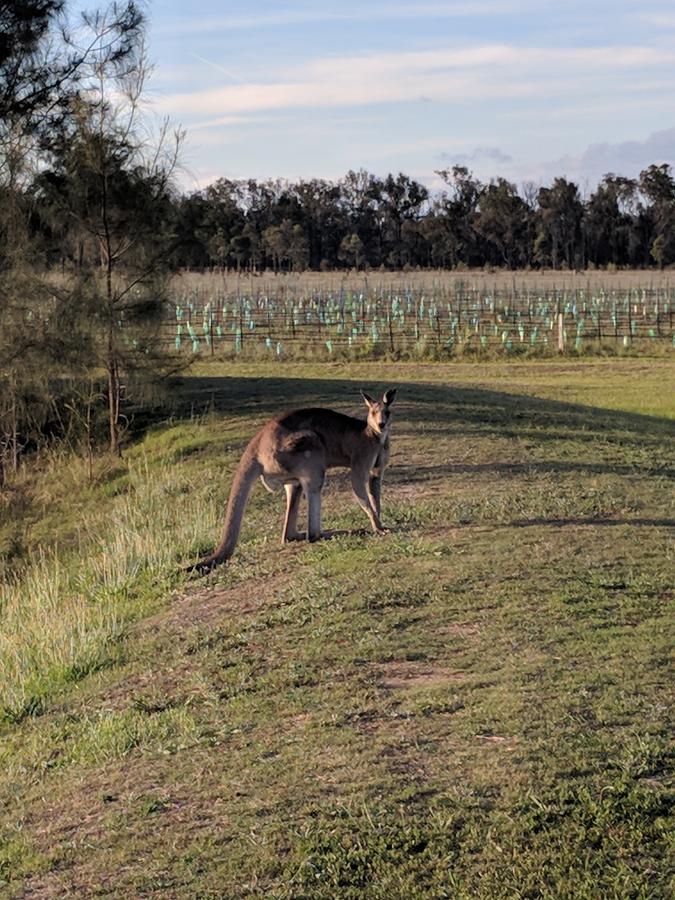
[360, 389, 375, 408]
[383, 388, 397, 406]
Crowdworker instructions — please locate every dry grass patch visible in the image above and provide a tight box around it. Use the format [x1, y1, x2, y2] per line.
[373, 661, 467, 691]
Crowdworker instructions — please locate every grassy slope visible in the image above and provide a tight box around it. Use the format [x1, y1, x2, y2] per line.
[1, 359, 673, 898]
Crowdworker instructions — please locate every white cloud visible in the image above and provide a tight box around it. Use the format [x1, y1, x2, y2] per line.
[190, 114, 258, 130]
[157, 43, 675, 122]
[300, 44, 674, 78]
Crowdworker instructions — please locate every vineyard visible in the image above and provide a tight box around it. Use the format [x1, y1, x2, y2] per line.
[165, 281, 675, 357]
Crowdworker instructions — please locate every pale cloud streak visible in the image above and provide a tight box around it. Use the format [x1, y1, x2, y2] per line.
[159, 43, 675, 123]
[189, 54, 245, 85]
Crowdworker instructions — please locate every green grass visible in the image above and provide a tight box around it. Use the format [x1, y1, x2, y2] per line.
[0, 358, 673, 897]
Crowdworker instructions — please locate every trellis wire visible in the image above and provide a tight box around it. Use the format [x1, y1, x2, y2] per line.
[163, 284, 675, 357]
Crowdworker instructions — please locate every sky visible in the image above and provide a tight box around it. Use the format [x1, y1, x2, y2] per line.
[140, 0, 675, 192]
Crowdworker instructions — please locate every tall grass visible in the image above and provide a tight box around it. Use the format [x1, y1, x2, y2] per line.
[0, 457, 221, 722]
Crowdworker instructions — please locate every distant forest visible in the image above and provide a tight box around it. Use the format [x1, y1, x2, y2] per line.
[35, 164, 675, 273]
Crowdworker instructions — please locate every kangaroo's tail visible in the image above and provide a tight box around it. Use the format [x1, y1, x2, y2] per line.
[187, 443, 263, 575]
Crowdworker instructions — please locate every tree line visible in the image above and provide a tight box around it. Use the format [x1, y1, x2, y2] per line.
[165, 165, 675, 273]
[30, 161, 675, 274]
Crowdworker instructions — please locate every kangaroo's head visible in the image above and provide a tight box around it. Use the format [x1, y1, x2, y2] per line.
[361, 388, 397, 438]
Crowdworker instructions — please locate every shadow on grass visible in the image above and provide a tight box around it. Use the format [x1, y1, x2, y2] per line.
[391, 461, 675, 482]
[155, 374, 675, 444]
[286, 528, 376, 541]
[509, 516, 675, 528]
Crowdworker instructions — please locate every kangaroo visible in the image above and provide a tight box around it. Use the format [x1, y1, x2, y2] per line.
[190, 388, 396, 573]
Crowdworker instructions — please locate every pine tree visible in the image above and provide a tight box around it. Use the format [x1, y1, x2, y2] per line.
[37, 5, 183, 455]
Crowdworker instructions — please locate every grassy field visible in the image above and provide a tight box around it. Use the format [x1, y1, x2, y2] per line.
[177, 268, 675, 294]
[1, 358, 673, 897]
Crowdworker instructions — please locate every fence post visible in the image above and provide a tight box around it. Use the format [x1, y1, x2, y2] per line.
[656, 293, 661, 337]
[557, 312, 565, 353]
[387, 308, 395, 354]
[627, 296, 632, 345]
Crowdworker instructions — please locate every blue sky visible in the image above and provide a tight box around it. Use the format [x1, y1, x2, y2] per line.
[142, 0, 675, 191]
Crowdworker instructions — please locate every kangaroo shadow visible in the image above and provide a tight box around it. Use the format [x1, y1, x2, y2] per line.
[288, 527, 397, 541]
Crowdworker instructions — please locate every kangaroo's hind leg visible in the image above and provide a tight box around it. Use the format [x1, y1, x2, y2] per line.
[280, 431, 325, 543]
[306, 488, 322, 542]
[301, 467, 325, 543]
[282, 482, 303, 543]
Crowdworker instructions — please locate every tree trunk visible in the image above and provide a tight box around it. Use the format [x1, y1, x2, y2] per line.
[100, 147, 120, 456]
[107, 347, 120, 456]
[11, 398, 18, 474]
